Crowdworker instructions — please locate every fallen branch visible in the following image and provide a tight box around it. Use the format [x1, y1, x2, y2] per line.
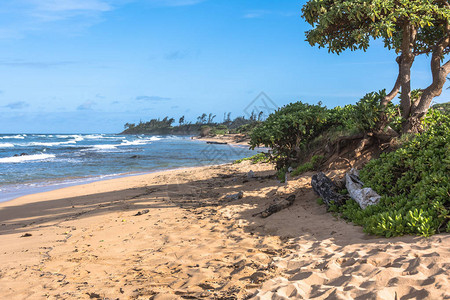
[253, 195, 296, 218]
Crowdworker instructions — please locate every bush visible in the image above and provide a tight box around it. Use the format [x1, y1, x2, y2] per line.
[338, 110, 450, 237]
[332, 90, 402, 133]
[249, 91, 402, 170]
[233, 153, 270, 164]
[250, 102, 332, 169]
[211, 124, 229, 136]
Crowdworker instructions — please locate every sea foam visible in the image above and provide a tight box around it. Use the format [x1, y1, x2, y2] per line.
[0, 154, 56, 163]
[0, 143, 14, 148]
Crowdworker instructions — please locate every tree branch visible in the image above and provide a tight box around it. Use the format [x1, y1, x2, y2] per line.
[413, 23, 450, 115]
[381, 55, 402, 106]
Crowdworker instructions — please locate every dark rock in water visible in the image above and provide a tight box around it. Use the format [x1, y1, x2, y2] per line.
[134, 209, 150, 216]
[130, 155, 140, 159]
[206, 141, 228, 145]
[311, 172, 346, 208]
[14, 153, 28, 157]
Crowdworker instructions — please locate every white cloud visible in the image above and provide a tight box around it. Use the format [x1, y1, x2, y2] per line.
[0, 0, 206, 38]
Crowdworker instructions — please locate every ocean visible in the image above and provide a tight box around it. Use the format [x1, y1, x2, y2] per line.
[0, 134, 259, 202]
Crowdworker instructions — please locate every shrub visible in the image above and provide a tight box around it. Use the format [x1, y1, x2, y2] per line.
[211, 124, 229, 135]
[250, 102, 332, 169]
[249, 91, 402, 170]
[332, 90, 402, 133]
[338, 110, 450, 237]
[233, 153, 270, 164]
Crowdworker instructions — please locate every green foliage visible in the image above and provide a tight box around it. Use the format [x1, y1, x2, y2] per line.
[291, 155, 325, 177]
[233, 153, 270, 164]
[338, 111, 450, 237]
[276, 167, 288, 183]
[250, 91, 401, 169]
[317, 198, 324, 206]
[432, 101, 450, 115]
[333, 90, 402, 133]
[250, 101, 332, 169]
[301, 0, 450, 56]
[211, 124, 229, 136]
[122, 112, 263, 135]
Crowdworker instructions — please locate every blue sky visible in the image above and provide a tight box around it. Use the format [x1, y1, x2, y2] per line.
[0, 0, 448, 133]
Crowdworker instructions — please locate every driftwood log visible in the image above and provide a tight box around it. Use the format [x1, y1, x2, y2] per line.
[311, 172, 346, 207]
[253, 195, 296, 218]
[345, 168, 381, 209]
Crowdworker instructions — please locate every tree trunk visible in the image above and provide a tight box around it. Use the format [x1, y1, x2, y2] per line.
[399, 23, 417, 120]
[403, 24, 450, 133]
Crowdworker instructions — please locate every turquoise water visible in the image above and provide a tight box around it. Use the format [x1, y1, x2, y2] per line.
[0, 134, 258, 202]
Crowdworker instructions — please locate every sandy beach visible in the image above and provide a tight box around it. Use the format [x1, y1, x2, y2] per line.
[192, 134, 251, 147]
[0, 161, 449, 299]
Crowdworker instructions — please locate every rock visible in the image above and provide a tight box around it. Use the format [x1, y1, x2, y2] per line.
[134, 209, 150, 216]
[21, 233, 32, 238]
[288, 167, 294, 173]
[311, 172, 346, 207]
[224, 191, 244, 201]
[206, 141, 228, 145]
[249, 271, 268, 283]
[14, 153, 28, 157]
[345, 168, 381, 209]
[247, 170, 255, 178]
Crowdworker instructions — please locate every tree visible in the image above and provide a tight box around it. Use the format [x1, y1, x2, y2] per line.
[207, 113, 216, 124]
[302, 0, 450, 133]
[197, 113, 207, 124]
[179, 115, 185, 126]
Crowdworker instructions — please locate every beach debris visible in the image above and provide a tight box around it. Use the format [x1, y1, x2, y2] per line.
[345, 168, 381, 209]
[311, 172, 346, 208]
[20, 233, 32, 238]
[247, 170, 255, 178]
[224, 191, 244, 201]
[253, 195, 296, 218]
[134, 209, 150, 216]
